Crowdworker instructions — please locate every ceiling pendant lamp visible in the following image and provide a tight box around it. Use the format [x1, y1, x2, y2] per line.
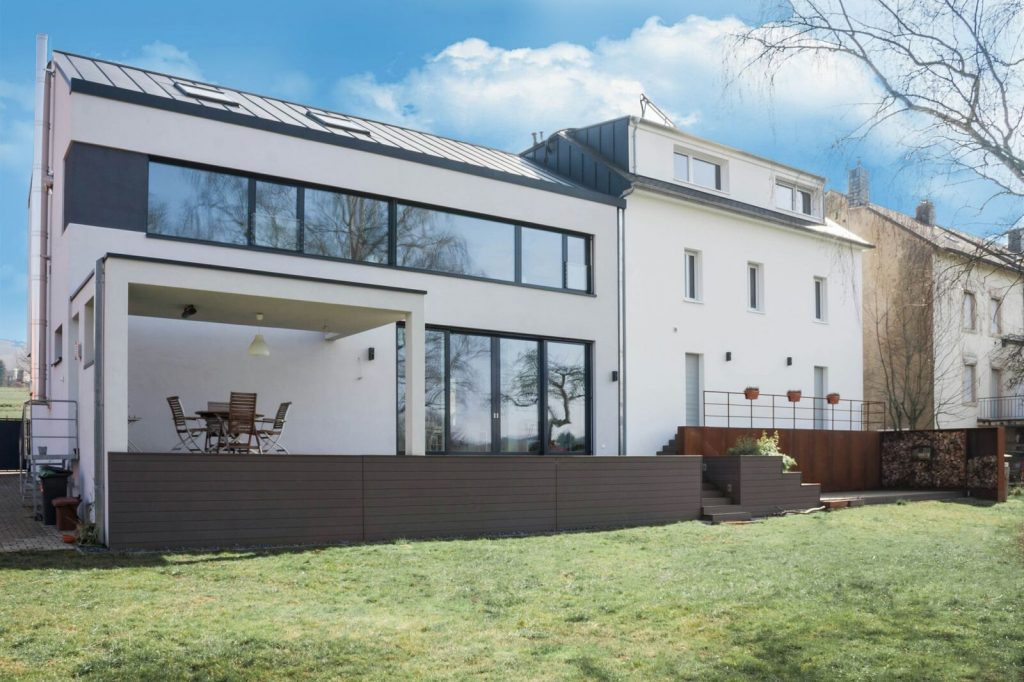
[248, 313, 270, 357]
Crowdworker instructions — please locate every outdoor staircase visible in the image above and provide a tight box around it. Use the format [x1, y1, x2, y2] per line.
[656, 435, 679, 456]
[701, 480, 752, 523]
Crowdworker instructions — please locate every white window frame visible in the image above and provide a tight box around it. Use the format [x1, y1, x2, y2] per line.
[963, 291, 977, 331]
[673, 148, 726, 192]
[963, 362, 977, 404]
[813, 276, 828, 322]
[747, 262, 764, 312]
[774, 180, 815, 216]
[990, 296, 1002, 335]
[684, 249, 703, 302]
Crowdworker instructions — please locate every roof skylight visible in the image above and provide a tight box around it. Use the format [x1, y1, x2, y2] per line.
[306, 110, 372, 137]
[174, 82, 239, 106]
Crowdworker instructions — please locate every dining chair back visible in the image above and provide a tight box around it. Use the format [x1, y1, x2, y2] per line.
[223, 392, 259, 453]
[166, 396, 204, 453]
[258, 401, 291, 454]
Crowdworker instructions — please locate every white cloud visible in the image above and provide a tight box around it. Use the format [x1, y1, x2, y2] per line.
[333, 16, 886, 154]
[126, 42, 203, 80]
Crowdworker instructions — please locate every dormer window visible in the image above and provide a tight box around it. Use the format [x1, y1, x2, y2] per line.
[673, 151, 722, 191]
[775, 182, 813, 215]
[173, 82, 238, 106]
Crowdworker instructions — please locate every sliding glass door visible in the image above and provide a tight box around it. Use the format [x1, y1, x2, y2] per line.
[398, 327, 589, 455]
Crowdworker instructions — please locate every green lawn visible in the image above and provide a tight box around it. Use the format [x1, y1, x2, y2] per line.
[1, 499, 1022, 681]
[0, 386, 29, 420]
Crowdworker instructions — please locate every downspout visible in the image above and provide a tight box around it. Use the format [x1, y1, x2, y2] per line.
[618, 191, 633, 455]
[29, 34, 52, 399]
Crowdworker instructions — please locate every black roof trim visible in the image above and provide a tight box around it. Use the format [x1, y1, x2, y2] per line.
[70, 78, 625, 209]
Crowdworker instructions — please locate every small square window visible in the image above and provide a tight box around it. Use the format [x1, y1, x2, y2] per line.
[692, 157, 722, 190]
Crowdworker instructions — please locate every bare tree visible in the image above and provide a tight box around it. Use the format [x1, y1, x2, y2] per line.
[740, 1, 1023, 209]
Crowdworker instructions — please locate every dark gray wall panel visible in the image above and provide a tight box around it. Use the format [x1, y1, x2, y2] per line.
[64, 142, 148, 232]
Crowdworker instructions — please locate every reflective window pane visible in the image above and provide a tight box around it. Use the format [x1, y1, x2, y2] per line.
[500, 339, 540, 453]
[396, 205, 514, 281]
[396, 328, 447, 454]
[253, 180, 299, 250]
[799, 189, 812, 214]
[566, 236, 588, 291]
[546, 342, 587, 452]
[147, 162, 248, 244]
[692, 157, 721, 190]
[304, 188, 389, 263]
[521, 227, 562, 288]
[449, 334, 493, 452]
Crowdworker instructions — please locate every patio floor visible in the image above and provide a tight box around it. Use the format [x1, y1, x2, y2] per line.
[0, 471, 73, 552]
[820, 489, 966, 505]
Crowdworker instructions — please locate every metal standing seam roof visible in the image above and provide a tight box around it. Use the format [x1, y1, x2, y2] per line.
[51, 50, 599, 197]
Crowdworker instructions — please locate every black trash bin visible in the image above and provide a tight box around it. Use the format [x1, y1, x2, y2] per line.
[38, 467, 72, 525]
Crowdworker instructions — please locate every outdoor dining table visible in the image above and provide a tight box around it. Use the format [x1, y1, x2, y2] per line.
[195, 409, 264, 452]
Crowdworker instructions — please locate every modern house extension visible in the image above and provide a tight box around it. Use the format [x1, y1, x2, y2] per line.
[26, 43, 629, 536]
[524, 117, 873, 455]
[828, 166, 1024, 432]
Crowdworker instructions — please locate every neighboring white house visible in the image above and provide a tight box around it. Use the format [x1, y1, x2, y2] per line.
[26, 43, 624, 521]
[828, 168, 1024, 430]
[524, 118, 872, 455]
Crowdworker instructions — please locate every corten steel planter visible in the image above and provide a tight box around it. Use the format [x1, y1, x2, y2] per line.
[744, 387, 760, 400]
[826, 393, 841, 405]
[787, 390, 802, 402]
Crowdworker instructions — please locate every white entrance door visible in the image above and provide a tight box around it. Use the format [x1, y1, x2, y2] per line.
[685, 353, 702, 426]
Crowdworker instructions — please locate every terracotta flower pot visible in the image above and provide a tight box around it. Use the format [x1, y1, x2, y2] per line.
[826, 393, 840, 405]
[787, 390, 802, 402]
[743, 387, 760, 400]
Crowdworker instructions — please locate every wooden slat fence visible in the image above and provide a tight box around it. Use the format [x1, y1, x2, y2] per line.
[107, 453, 702, 550]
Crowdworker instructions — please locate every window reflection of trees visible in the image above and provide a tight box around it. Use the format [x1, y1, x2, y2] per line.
[147, 164, 247, 244]
[447, 334, 491, 452]
[396, 204, 472, 275]
[254, 181, 298, 250]
[546, 344, 587, 452]
[305, 190, 389, 263]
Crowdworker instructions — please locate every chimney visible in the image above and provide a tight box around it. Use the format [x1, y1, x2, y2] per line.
[915, 199, 935, 225]
[848, 162, 869, 207]
[1008, 227, 1024, 253]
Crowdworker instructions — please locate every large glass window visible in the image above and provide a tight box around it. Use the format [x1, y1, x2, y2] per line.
[304, 189, 389, 263]
[448, 334, 493, 452]
[521, 227, 562, 288]
[148, 162, 248, 244]
[396, 327, 590, 455]
[396, 205, 515, 281]
[147, 160, 590, 292]
[546, 342, 588, 452]
[500, 339, 541, 453]
[253, 180, 299, 250]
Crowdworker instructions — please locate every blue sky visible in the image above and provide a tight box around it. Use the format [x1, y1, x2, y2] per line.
[0, 0, 1018, 342]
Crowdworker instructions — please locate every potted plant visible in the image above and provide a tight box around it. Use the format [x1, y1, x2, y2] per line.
[743, 387, 760, 400]
[786, 390, 802, 402]
[826, 392, 840, 405]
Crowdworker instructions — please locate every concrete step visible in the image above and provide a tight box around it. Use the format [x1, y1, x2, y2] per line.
[701, 504, 746, 515]
[705, 511, 753, 523]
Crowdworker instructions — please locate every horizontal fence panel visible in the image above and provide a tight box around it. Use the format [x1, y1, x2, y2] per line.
[107, 454, 703, 549]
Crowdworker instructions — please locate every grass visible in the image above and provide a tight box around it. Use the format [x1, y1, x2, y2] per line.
[1, 500, 1022, 681]
[0, 386, 29, 420]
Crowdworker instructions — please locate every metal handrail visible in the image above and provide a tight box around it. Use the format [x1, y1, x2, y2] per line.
[977, 395, 1024, 421]
[19, 399, 79, 517]
[701, 390, 886, 431]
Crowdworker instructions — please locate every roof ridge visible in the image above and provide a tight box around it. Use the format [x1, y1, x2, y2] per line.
[51, 49, 546, 168]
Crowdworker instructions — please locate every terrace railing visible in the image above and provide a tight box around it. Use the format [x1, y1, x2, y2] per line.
[977, 395, 1024, 422]
[702, 390, 886, 431]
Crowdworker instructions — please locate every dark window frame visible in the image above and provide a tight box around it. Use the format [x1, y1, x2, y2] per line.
[147, 156, 593, 294]
[395, 323, 593, 456]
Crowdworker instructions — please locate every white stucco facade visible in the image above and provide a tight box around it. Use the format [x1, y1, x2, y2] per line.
[621, 121, 868, 455]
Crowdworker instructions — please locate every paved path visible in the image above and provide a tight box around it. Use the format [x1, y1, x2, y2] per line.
[0, 471, 72, 552]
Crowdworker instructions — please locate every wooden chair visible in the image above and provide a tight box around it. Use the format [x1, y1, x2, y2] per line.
[257, 402, 291, 454]
[167, 396, 205, 453]
[220, 392, 260, 454]
[203, 401, 230, 452]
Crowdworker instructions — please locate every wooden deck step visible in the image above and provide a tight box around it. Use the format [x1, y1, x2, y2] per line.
[702, 504, 746, 515]
[701, 495, 732, 506]
[706, 511, 753, 523]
